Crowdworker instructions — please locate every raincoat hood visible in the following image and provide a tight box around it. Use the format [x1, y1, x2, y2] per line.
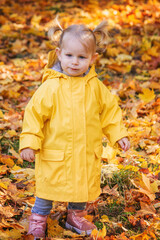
[42, 49, 97, 84]
[20, 50, 128, 202]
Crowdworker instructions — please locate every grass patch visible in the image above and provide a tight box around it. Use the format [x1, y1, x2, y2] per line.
[22, 160, 35, 169]
[97, 200, 145, 237]
[101, 168, 139, 196]
[0, 136, 19, 154]
[98, 199, 125, 218]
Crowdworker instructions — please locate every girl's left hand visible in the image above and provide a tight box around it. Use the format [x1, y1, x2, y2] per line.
[118, 137, 130, 152]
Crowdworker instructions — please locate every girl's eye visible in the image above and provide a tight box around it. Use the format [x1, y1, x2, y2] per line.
[79, 56, 86, 59]
[66, 54, 72, 57]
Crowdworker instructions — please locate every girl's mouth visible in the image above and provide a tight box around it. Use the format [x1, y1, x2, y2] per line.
[71, 68, 78, 71]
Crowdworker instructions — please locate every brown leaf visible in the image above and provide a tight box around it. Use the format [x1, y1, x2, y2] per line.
[101, 184, 119, 197]
[136, 202, 156, 217]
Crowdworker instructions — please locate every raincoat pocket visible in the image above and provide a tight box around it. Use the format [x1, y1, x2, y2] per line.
[41, 149, 64, 161]
[40, 149, 66, 185]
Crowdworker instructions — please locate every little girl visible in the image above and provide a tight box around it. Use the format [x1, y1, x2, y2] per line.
[20, 20, 130, 238]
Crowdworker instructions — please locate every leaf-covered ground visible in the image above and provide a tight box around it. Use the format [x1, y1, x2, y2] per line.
[0, 0, 160, 239]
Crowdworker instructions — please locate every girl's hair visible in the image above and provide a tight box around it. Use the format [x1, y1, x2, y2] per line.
[48, 18, 109, 54]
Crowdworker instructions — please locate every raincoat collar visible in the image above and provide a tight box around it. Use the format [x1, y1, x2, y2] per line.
[42, 50, 97, 83]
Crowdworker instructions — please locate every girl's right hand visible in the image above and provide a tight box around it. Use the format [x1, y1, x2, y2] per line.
[20, 148, 35, 162]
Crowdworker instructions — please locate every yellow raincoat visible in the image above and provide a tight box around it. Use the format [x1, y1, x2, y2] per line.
[20, 50, 128, 202]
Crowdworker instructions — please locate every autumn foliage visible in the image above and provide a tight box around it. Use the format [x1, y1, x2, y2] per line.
[0, 0, 160, 239]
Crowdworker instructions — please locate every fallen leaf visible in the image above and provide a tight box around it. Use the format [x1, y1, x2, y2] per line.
[9, 148, 23, 164]
[136, 202, 156, 217]
[0, 110, 4, 118]
[102, 144, 118, 163]
[4, 129, 17, 138]
[139, 88, 155, 103]
[101, 184, 119, 197]
[0, 155, 15, 168]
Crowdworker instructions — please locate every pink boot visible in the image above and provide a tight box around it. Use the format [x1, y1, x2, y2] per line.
[66, 209, 97, 235]
[27, 213, 48, 238]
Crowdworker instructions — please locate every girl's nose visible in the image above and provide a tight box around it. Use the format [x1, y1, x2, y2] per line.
[72, 57, 78, 65]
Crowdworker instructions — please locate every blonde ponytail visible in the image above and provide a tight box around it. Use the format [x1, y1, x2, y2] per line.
[93, 20, 109, 53]
[48, 16, 63, 46]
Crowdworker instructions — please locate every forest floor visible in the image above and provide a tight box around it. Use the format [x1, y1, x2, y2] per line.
[0, 0, 160, 239]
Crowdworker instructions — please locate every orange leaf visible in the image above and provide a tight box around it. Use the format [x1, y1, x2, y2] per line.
[0, 155, 15, 167]
[0, 205, 17, 218]
[84, 214, 94, 223]
[0, 165, 9, 175]
[147, 46, 159, 57]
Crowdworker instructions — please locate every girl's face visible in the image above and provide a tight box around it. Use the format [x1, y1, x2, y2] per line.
[56, 34, 97, 77]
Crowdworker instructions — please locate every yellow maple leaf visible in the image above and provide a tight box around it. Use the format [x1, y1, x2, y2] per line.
[102, 145, 118, 164]
[31, 15, 42, 28]
[4, 129, 17, 138]
[139, 88, 155, 103]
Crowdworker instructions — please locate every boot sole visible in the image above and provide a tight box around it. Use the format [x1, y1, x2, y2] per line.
[65, 222, 92, 235]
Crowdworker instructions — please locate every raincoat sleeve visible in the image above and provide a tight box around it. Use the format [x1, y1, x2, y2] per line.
[19, 79, 55, 151]
[99, 81, 128, 146]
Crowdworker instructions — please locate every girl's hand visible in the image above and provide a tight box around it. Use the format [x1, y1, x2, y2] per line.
[118, 137, 130, 152]
[20, 148, 35, 162]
